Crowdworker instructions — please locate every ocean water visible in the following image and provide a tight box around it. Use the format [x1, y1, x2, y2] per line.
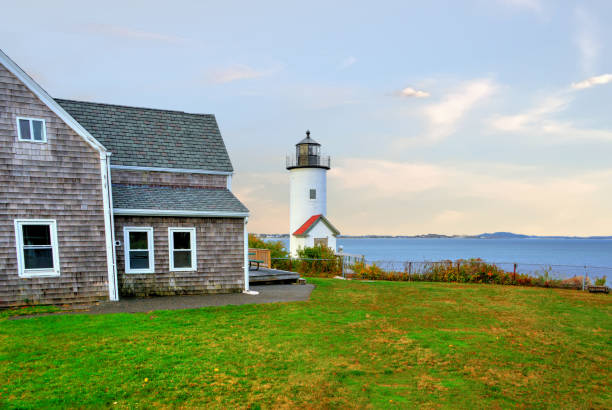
[267, 237, 612, 283]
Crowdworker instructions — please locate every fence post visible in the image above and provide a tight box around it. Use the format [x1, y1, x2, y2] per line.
[513, 263, 517, 283]
[583, 266, 587, 290]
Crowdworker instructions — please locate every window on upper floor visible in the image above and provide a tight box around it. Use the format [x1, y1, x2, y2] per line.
[14, 219, 60, 277]
[16, 117, 47, 142]
[310, 189, 317, 200]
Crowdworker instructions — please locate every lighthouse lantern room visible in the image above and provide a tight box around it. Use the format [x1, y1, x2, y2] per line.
[287, 131, 340, 257]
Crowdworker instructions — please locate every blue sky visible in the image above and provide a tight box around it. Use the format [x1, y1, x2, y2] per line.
[3, 0, 612, 235]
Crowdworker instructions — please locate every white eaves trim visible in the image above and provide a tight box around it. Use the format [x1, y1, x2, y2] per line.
[110, 165, 233, 175]
[0, 49, 108, 155]
[113, 208, 249, 218]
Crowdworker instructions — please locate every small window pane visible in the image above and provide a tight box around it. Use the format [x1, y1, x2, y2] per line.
[310, 189, 316, 199]
[23, 248, 54, 269]
[173, 232, 191, 250]
[173, 251, 192, 268]
[32, 120, 44, 141]
[19, 119, 31, 140]
[129, 232, 149, 250]
[129, 251, 150, 269]
[22, 225, 51, 246]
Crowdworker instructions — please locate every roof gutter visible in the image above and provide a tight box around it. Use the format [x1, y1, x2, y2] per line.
[113, 208, 249, 218]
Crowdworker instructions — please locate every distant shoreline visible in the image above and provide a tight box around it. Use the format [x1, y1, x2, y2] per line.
[255, 232, 612, 240]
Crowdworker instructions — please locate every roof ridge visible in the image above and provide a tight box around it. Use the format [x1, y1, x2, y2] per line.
[54, 98, 215, 117]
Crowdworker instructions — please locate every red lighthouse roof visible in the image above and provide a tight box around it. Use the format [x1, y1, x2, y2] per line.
[293, 214, 340, 237]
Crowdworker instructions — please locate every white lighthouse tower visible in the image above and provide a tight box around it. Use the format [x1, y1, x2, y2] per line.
[287, 131, 340, 256]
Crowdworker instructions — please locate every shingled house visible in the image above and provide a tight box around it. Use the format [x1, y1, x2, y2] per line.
[0, 49, 250, 307]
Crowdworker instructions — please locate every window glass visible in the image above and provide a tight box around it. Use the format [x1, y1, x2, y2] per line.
[310, 189, 316, 199]
[129, 251, 150, 270]
[173, 232, 190, 249]
[173, 251, 192, 268]
[32, 120, 44, 141]
[129, 231, 149, 249]
[22, 225, 51, 246]
[24, 248, 54, 269]
[19, 119, 31, 140]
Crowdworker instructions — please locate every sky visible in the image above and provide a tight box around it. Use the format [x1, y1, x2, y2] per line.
[2, 0, 612, 236]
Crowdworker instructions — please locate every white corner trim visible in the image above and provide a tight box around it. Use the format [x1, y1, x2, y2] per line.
[113, 209, 249, 218]
[227, 174, 232, 191]
[168, 227, 197, 271]
[243, 216, 250, 292]
[100, 153, 119, 300]
[123, 226, 155, 274]
[0, 49, 108, 154]
[110, 165, 233, 176]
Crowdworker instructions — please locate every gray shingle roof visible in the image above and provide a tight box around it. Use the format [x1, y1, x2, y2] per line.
[56, 99, 233, 172]
[112, 185, 248, 214]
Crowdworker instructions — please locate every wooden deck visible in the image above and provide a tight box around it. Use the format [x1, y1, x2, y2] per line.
[249, 267, 300, 284]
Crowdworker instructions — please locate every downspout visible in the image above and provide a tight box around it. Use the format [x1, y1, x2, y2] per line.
[106, 153, 119, 301]
[100, 152, 119, 301]
[243, 216, 259, 295]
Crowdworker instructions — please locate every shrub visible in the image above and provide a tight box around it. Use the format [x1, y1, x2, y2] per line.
[595, 276, 607, 286]
[348, 258, 592, 291]
[248, 235, 288, 260]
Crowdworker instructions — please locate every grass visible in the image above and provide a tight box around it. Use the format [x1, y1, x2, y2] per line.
[0, 279, 610, 409]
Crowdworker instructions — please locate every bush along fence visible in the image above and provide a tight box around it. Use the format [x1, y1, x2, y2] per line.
[347, 259, 610, 290]
[272, 256, 609, 291]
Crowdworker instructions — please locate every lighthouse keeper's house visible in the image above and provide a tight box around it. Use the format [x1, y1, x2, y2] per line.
[0, 49, 250, 307]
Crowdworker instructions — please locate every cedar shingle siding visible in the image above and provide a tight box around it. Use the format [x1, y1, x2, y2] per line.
[114, 216, 244, 296]
[0, 64, 109, 307]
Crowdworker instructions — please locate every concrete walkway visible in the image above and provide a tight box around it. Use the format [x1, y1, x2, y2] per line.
[11, 284, 314, 318]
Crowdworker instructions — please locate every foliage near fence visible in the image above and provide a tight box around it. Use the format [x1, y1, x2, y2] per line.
[350, 258, 596, 290]
[275, 246, 343, 277]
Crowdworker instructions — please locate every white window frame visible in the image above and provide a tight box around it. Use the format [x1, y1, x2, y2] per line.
[168, 227, 197, 271]
[124, 227, 155, 274]
[16, 117, 47, 143]
[14, 219, 60, 278]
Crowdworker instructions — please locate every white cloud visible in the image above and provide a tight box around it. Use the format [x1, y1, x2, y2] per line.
[209, 64, 282, 84]
[422, 79, 497, 140]
[571, 74, 612, 90]
[399, 87, 430, 98]
[489, 93, 612, 141]
[489, 96, 568, 132]
[338, 56, 357, 70]
[330, 159, 446, 197]
[574, 7, 602, 74]
[328, 158, 612, 235]
[86, 24, 185, 44]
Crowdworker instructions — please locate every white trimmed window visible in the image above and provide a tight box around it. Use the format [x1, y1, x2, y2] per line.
[14, 219, 60, 277]
[169, 227, 197, 271]
[16, 117, 47, 142]
[124, 227, 154, 274]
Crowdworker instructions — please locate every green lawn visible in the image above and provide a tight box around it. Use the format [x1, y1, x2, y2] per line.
[1, 279, 610, 409]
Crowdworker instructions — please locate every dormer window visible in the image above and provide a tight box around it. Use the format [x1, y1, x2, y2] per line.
[17, 117, 46, 142]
